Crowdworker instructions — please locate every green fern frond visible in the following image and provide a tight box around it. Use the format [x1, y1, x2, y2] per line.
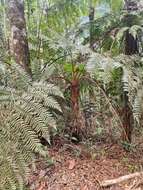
[32, 82, 64, 99]
[0, 61, 63, 189]
[87, 53, 143, 125]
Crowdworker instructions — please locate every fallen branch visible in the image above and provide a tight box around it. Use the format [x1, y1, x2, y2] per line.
[100, 172, 143, 187]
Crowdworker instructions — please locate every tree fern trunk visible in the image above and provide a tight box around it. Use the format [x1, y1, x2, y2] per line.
[7, 0, 32, 76]
[124, 30, 139, 55]
[71, 78, 85, 140]
[122, 0, 138, 143]
[122, 91, 133, 142]
[124, 0, 138, 11]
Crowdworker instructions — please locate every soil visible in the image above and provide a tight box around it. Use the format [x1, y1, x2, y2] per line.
[28, 141, 143, 190]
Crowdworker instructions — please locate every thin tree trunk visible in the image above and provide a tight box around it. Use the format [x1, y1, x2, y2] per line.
[89, 0, 95, 49]
[7, 0, 32, 76]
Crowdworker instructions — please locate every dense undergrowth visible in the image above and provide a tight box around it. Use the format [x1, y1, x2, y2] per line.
[0, 0, 143, 189]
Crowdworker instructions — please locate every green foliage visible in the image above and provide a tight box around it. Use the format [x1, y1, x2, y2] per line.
[87, 53, 143, 126]
[0, 61, 63, 190]
[0, 0, 143, 188]
[76, 5, 143, 54]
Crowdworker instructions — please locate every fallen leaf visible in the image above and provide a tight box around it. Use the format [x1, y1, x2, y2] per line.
[68, 159, 76, 170]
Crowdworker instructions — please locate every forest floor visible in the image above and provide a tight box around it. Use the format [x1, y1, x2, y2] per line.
[28, 139, 143, 190]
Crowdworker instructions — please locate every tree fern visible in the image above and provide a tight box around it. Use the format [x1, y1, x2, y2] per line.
[87, 52, 143, 127]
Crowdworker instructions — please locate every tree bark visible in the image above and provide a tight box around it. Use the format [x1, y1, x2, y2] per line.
[125, 30, 139, 55]
[122, 91, 133, 142]
[89, 1, 95, 49]
[122, 0, 139, 143]
[70, 78, 86, 140]
[7, 0, 32, 76]
[124, 0, 138, 11]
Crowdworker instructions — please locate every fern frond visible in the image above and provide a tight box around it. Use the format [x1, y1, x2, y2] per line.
[32, 81, 64, 99]
[0, 61, 63, 189]
[87, 53, 143, 125]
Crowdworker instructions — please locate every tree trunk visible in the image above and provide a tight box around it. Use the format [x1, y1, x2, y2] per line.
[122, 91, 133, 142]
[89, 1, 95, 49]
[125, 30, 139, 55]
[122, 0, 139, 143]
[7, 0, 32, 76]
[70, 78, 85, 140]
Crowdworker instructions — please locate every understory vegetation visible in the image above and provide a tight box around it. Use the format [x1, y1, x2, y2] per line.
[0, 0, 143, 189]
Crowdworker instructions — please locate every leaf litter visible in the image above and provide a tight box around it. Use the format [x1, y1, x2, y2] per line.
[28, 142, 143, 190]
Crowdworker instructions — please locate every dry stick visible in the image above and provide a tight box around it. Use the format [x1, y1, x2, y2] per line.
[127, 178, 142, 190]
[100, 172, 143, 187]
